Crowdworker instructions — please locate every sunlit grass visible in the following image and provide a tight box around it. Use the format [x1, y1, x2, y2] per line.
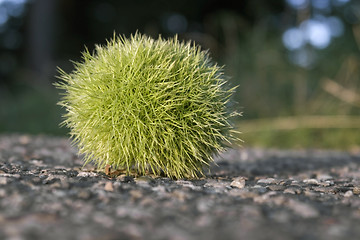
[243, 128, 360, 150]
[239, 116, 360, 150]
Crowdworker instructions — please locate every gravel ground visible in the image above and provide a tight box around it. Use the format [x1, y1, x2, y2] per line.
[1, 134, 360, 240]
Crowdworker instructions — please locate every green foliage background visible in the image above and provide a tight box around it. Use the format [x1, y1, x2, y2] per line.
[0, 0, 359, 150]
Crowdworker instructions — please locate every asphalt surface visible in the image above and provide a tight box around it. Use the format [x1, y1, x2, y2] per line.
[1, 134, 360, 240]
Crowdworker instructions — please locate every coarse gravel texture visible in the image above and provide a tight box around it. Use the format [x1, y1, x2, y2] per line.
[1, 134, 360, 240]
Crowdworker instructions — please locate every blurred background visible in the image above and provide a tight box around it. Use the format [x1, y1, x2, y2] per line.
[0, 0, 359, 149]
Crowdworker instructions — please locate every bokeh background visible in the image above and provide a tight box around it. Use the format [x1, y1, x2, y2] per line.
[0, 0, 359, 149]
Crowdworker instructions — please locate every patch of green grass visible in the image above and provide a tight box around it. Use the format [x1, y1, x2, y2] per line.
[56, 33, 240, 179]
[243, 128, 360, 150]
[238, 116, 360, 150]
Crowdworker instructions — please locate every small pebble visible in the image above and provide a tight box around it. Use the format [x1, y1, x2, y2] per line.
[117, 175, 134, 182]
[77, 190, 91, 199]
[0, 189, 5, 197]
[312, 187, 333, 194]
[303, 179, 320, 185]
[230, 177, 246, 189]
[135, 176, 153, 183]
[0, 177, 7, 185]
[19, 135, 30, 145]
[176, 180, 201, 190]
[319, 181, 333, 187]
[104, 182, 114, 192]
[316, 174, 333, 181]
[287, 199, 319, 218]
[77, 171, 98, 177]
[353, 187, 360, 195]
[171, 190, 188, 202]
[130, 190, 143, 200]
[257, 178, 277, 184]
[344, 191, 354, 197]
[284, 188, 296, 195]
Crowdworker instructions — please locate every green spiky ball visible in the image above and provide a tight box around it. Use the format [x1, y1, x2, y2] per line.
[56, 33, 238, 179]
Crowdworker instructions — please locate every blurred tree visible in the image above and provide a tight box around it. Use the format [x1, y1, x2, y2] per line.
[27, 0, 58, 84]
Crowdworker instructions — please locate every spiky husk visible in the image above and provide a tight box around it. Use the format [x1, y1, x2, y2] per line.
[55, 33, 238, 179]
